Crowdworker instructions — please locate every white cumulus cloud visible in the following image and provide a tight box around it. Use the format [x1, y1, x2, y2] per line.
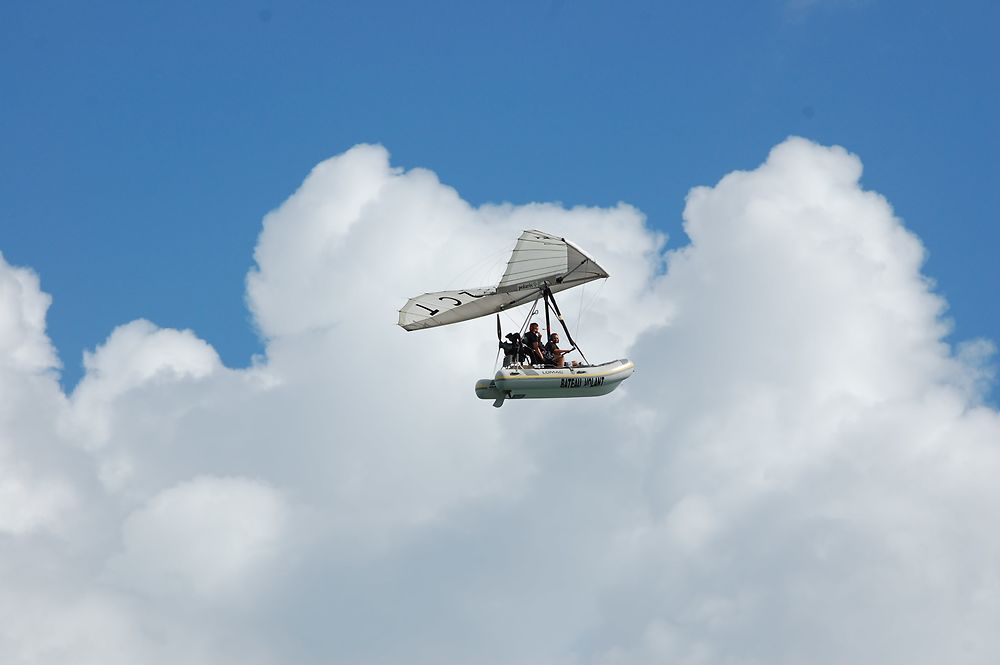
[106, 475, 290, 600]
[0, 137, 997, 664]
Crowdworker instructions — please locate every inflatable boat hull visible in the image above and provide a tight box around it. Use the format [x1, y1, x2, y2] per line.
[475, 359, 634, 405]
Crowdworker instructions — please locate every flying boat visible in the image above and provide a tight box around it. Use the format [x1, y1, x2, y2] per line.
[398, 230, 634, 407]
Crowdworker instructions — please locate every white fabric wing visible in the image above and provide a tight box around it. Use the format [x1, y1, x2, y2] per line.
[398, 287, 534, 331]
[498, 230, 608, 292]
[498, 230, 570, 289]
[398, 230, 609, 331]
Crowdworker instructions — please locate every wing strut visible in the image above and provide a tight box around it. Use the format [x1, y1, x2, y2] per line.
[543, 286, 589, 365]
[545, 290, 551, 339]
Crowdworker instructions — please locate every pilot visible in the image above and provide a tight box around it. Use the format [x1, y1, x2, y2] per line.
[522, 322, 546, 366]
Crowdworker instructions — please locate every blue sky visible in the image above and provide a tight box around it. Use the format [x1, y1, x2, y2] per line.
[4, 4, 1000, 663]
[1, 0, 997, 389]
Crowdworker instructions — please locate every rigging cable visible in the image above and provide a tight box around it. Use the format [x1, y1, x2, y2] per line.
[577, 277, 607, 337]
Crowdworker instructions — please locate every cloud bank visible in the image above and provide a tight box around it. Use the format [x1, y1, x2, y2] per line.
[1, 138, 997, 664]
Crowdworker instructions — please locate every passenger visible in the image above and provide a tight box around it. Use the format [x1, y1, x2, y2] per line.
[522, 322, 546, 366]
[545, 332, 577, 367]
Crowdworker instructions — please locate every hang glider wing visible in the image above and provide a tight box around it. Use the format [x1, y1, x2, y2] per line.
[498, 230, 608, 292]
[397, 230, 609, 332]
